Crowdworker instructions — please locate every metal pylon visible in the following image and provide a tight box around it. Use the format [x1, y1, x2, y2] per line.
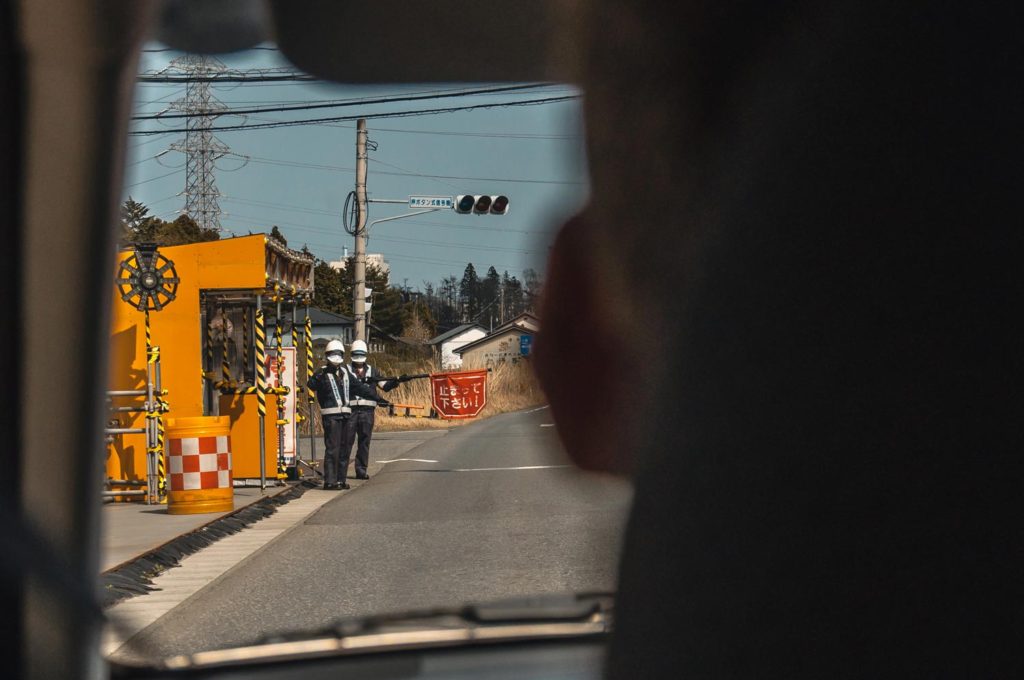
[168, 55, 229, 233]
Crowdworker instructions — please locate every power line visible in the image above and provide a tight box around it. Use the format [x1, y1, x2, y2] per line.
[128, 95, 581, 135]
[219, 217, 530, 273]
[142, 46, 280, 53]
[138, 74, 317, 83]
[219, 211, 545, 255]
[216, 197, 550, 236]
[130, 83, 565, 121]
[125, 168, 182, 188]
[232, 153, 582, 186]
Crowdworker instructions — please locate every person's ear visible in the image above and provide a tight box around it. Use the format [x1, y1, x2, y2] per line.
[534, 213, 633, 476]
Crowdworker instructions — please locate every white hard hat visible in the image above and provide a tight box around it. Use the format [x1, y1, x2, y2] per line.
[350, 339, 368, 363]
[325, 339, 345, 365]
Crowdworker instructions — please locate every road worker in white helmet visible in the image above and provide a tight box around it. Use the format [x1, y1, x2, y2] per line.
[343, 339, 399, 480]
[307, 339, 382, 489]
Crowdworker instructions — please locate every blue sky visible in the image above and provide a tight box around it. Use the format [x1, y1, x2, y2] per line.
[124, 45, 589, 288]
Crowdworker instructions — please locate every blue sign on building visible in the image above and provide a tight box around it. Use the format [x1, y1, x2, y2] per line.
[520, 335, 533, 356]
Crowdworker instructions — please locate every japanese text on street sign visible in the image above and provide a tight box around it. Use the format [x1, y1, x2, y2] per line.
[409, 196, 454, 209]
[431, 369, 487, 419]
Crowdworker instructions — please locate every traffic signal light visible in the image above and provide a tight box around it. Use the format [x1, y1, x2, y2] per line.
[454, 195, 511, 215]
[490, 195, 510, 215]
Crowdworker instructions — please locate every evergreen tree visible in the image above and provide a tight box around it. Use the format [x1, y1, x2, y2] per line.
[523, 268, 542, 313]
[153, 213, 220, 246]
[481, 266, 501, 311]
[368, 286, 404, 337]
[438, 275, 460, 325]
[313, 259, 346, 315]
[117, 199, 219, 247]
[501, 271, 525, 319]
[459, 263, 480, 322]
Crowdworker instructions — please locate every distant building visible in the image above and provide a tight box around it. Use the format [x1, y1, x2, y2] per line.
[328, 248, 390, 277]
[454, 325, 536, 368]
[269, 307, 354, 346]
[426, 324, 487, 369]
[493, 312, 540, 334]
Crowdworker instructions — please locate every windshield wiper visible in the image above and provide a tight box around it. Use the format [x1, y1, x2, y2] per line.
[155, 592, 613, 671]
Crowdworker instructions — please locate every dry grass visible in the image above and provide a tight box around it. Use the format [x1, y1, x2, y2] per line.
[296, 357, 546, 433]
[373, 358, 546, 432]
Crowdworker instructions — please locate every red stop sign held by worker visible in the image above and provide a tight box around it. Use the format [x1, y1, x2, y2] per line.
[431, 369, 487, 418]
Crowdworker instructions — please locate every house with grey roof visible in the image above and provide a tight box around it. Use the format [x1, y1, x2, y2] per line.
[426, 323, 487, 369]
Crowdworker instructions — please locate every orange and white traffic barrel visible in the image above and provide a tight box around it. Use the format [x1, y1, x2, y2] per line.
[165, 416, 234, 515]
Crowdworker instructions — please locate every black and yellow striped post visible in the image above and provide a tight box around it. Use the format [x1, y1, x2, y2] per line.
[304, 305, 316, 462]
[254, 297, 267, 490]
[290, 303, 299, 352]
[290, 304, 304, 474]
[242, 305, 250, 382]
[274, 299, 287, 480]
[220, 309, 232, 391]
[153, 346, 167, 502]
[144, 310, 167, 502]
[205, 303, 214, 375]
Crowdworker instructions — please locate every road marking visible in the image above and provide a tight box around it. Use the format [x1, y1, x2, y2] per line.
[102, 489, 341, 660]
[378, 458, 440, 464]
[540, 424, 555, 427]
[450, 465, 571, 472]
[524, 405, 550, 413]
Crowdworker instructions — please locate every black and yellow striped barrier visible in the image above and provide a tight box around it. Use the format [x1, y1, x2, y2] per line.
[144, 310, 167, 501]
[242, 306, 250, 380]
[273, 312, 287, 480]
[304, 314, 314, 402]
[255, 308, 267, 418]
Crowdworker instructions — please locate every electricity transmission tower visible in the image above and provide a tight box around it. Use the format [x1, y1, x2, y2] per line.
[167, 55, 231, 232]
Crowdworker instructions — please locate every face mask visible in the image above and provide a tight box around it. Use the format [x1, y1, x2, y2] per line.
[327, 353, 344, 366]
[352, 355, 367, 364]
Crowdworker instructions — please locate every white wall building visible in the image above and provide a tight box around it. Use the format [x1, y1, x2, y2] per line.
[426, 324, 488, 369]
[328, 247, 390, 277]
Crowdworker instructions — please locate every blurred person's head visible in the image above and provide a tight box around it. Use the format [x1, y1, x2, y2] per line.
[537, 1, 1020, 676]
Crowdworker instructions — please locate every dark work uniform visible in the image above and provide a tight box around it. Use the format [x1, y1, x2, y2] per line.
[345, 363, 398, 477]
[308, 364, 379, 487]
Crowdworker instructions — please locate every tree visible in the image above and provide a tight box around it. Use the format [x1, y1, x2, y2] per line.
[438, 275, 460, 325]
[120, 196, 160, 243]
[117, 199, 219, 247]
[368, 286, 404, 337]
[481, 266, 501, 315]
[156, 214, 219, 246]
[270, 226, 287, 247]
[313, 259, 346, 315]
[502, 270, 525, 319]
[523, 268, 542, 313]
[401, 297, 437, 342]
[459, 263, 480, 322]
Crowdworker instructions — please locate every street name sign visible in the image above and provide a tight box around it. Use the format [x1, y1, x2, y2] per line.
[409, 196, 454, 209]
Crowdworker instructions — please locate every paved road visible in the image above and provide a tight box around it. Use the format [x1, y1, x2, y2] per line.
[116, 408, 633, 658]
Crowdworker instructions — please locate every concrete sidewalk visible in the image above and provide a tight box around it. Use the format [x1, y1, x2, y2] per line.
[100, 430, 449, 572]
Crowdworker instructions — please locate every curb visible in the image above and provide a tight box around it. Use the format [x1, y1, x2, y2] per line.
[99, 480, 318, 608]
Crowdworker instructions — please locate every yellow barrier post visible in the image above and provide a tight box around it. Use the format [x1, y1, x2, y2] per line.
[274, 296, 287, 480]
[254, 296, 267, 491]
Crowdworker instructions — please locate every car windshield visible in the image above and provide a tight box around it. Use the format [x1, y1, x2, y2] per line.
[101, 42, 631, 664]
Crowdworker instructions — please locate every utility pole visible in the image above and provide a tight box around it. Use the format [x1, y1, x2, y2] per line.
[353, 119, 368, 341]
